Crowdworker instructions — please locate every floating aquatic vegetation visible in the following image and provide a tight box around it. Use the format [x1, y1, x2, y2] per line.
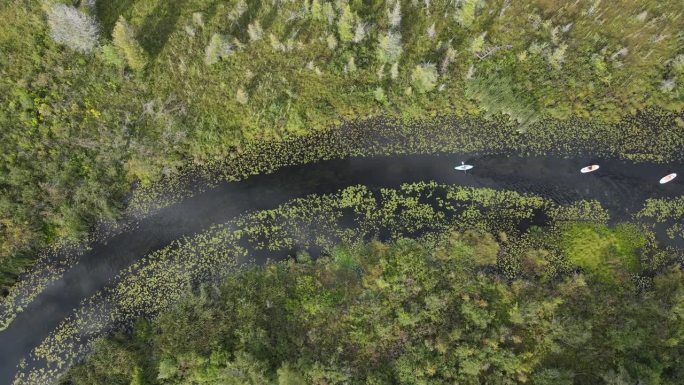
[6, 179, 680, 382]
[635, 196, 684, 241]
[12, 183, 565, 384]
[0, 219, 139, 332]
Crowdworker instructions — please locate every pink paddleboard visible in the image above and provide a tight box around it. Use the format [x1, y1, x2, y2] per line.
[580, 165, 600, 173]
[659, 173, 677, 184]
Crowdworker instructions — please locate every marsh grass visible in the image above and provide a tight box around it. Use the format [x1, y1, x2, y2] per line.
[560, 223, 648, 283]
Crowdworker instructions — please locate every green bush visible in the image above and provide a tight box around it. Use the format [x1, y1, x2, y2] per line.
[410, 63, 438, 93]
[560, 223, 647, 283]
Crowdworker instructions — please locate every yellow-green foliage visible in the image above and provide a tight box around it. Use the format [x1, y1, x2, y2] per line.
[455, 0, 480, 28]
[410, 64, 438, 93]
[337, 5, 354, 43]
[560, 223, 647, 283]
[112, 16, 147, 71]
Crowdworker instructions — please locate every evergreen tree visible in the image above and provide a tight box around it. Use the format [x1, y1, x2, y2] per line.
[337, 5, 354, 43]
[310, 0, 323, 21]
[112, 17, 147, 71]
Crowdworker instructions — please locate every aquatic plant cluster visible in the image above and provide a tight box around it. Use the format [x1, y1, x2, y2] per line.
[128, 112, 684, 216]
[637, 196, 684, 241]
[7, 182, 679, 384]
[2, 0, 684, 291]
[0, 218, 140, 332]
[60, 193, 684, 384]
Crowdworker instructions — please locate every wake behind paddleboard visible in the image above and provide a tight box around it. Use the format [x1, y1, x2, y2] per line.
[659, 173, 677, 184]
[581, 165, 600, 173]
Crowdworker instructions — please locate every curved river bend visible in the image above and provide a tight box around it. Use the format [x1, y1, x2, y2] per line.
[0, 154, 682, 383]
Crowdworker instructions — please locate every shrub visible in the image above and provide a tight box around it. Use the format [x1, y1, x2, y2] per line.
[390, 62, 399, 79]
[236, 88, 249, 104]
[112, 17, 147, 71]
[46, 4, 99, 53]
[346, 56, 356, 73]
[373, 87, 386, 103]
[326, 34, 337, 50]
[455, 0, 480, 28]
[310, 0, 323, 21]
[469, 33, 485, 55]
[100, 44, 124, 67]
[560, 223, 646, 283]
[205, 34, 233, 65]
[411, 63, 438, 93]
[672, 54, 684, 74]
[376, 31, 402, 63]
[247, 20, 263, 42]
[548, 43, 568, 70]
[427, 23, 436, 38]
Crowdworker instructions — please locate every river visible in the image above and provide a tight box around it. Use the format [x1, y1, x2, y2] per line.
[0, 153, 682, 384]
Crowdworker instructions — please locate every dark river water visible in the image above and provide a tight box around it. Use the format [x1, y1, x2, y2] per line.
[0, 153, 682, 383]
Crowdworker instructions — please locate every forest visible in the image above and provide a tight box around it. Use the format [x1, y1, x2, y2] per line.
[1, 1, 684, 384]
[61, 228, 684, 385]
[2, 0, 684, 292]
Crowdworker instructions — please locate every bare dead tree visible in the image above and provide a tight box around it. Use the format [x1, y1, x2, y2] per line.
[475, 44, 513, 60]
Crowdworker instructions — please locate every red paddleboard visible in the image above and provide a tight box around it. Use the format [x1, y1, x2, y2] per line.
[659, 173, 677, 184]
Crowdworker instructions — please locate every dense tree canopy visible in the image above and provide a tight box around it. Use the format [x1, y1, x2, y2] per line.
[62, 227, 684, 385]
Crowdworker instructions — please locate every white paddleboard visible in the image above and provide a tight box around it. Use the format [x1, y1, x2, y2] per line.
[580, 165, 600, 173]
[659, 173, 677, 184]
[455, 163, 474, 171]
